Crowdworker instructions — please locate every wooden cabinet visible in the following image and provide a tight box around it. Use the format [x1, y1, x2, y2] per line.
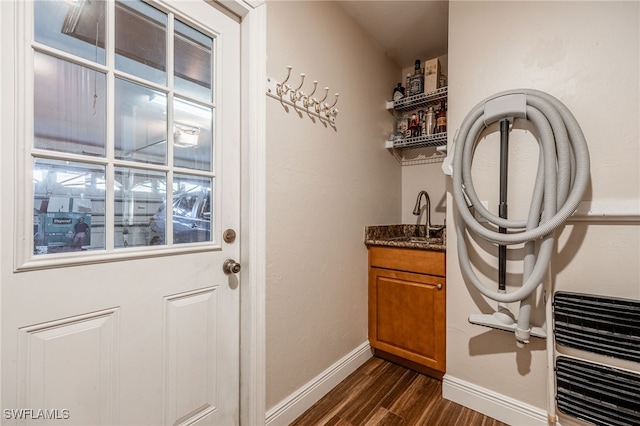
[368, 246, 446, 379]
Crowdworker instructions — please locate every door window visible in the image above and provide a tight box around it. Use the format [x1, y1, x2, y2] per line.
[30, 0, 217, 259]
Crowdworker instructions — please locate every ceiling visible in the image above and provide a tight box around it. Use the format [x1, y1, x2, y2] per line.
[334, 1, 449, 69]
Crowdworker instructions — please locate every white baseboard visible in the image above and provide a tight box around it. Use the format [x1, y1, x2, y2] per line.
[265, 342, 373, 426]
[442, 375, 548, 426]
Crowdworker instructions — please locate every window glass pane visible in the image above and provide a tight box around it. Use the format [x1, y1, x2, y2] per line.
[34, 52, 106, 157]
[173, 97, 213, 171]
[33, 159, 106, 255]
[115, 0, 167, 85]
[115, 78, 167, 165]
[34, 0, 106, 65]
[172, 175, 212, 244]
[30, 2, 219, 259]
[114, 168, 166, 248]
[174, 20, 212, 101]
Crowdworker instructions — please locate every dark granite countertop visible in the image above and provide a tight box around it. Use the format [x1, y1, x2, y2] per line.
[364, 224, 446, 251]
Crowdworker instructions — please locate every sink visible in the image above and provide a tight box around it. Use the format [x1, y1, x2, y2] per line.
[364, 225, 446, 249]
[387, 235, 444, 245]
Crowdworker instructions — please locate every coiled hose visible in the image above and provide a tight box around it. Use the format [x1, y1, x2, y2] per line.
[452, 89, 590, 343]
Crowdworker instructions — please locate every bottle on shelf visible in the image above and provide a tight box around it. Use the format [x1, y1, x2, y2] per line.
[407, 59, 424, 97]
[392, 83, 405, 101]
[409, 111, 421, 138]
[439, 73, 447, 89]
[435, 101, 447, 134]
[424, 106, 435, 136]
[400, 112, 410, 138]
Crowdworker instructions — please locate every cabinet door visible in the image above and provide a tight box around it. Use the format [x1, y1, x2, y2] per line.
[369, 267, 446, 373]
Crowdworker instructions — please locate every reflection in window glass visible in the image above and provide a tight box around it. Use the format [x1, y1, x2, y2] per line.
[115, 78, 167, 165]
[31, 1, 219, 257]
[174, 20, 213, 101]
[115, 0, 167, 85]
[172, 175, 213, 244]
[174, 97, 213, 171]
[35, 0, 106, 65]
[33, 159, 106, 255]
[114, 168, 166, 248]
[34, 52, 106, 157]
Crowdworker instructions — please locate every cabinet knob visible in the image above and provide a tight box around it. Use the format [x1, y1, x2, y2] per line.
[437, 284, 442, 290]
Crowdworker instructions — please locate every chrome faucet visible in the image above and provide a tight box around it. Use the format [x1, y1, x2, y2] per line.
[413, 190, 444, 237]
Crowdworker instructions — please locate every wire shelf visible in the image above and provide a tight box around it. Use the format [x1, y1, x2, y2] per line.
[387, 86, 448, 113]
[387, 140, 448, 166]
[384, 86, 448, 166]
[391, 133, 447, 149]
[391, 150, 447, 166]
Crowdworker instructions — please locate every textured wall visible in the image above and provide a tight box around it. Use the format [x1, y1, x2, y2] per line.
[265, 0, 401, 409]
[446, 0, 640, 412]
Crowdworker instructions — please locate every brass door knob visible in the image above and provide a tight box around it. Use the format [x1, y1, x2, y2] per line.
[222, 259, 241, 275]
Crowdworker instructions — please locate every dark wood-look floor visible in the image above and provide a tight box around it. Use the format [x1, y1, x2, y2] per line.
[290, 357, 508, 426]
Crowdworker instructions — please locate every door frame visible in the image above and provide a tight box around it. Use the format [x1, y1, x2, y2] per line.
[0, 0, 267, 423]
[233, 0, 267, 424]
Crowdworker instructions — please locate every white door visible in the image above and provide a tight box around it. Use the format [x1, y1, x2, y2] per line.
[1, 1, 241, 424]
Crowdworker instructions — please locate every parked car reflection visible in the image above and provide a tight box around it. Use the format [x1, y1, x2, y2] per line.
[149, 189, 211, 245]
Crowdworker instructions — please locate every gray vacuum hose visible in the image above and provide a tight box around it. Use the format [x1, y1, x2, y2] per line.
[453, 89, 590, 305]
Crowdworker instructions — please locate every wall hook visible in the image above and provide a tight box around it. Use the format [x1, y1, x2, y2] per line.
[291, 73, 306, 102]
[276, 65, 293, 96]
[303, 81, 318, 108]
[308, 81, 318, 98]
[315, 87, 329, 113]
[322, 94, 340, 118]
[327, 93, 339, 109]
[318, 87, 329, 103]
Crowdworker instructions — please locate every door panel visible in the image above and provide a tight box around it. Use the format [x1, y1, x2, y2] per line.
[18, 308, 119, 424]
[1, 1, 241, 424]
[163, 287, 219, 425]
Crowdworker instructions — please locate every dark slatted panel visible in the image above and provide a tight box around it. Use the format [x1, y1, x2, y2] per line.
[553, 292, 640, 363]
[556, 357, 640, 426]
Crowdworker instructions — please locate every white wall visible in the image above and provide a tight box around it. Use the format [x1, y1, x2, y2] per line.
[446, 0, 640, 416]
[265, 0, 401, 410]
